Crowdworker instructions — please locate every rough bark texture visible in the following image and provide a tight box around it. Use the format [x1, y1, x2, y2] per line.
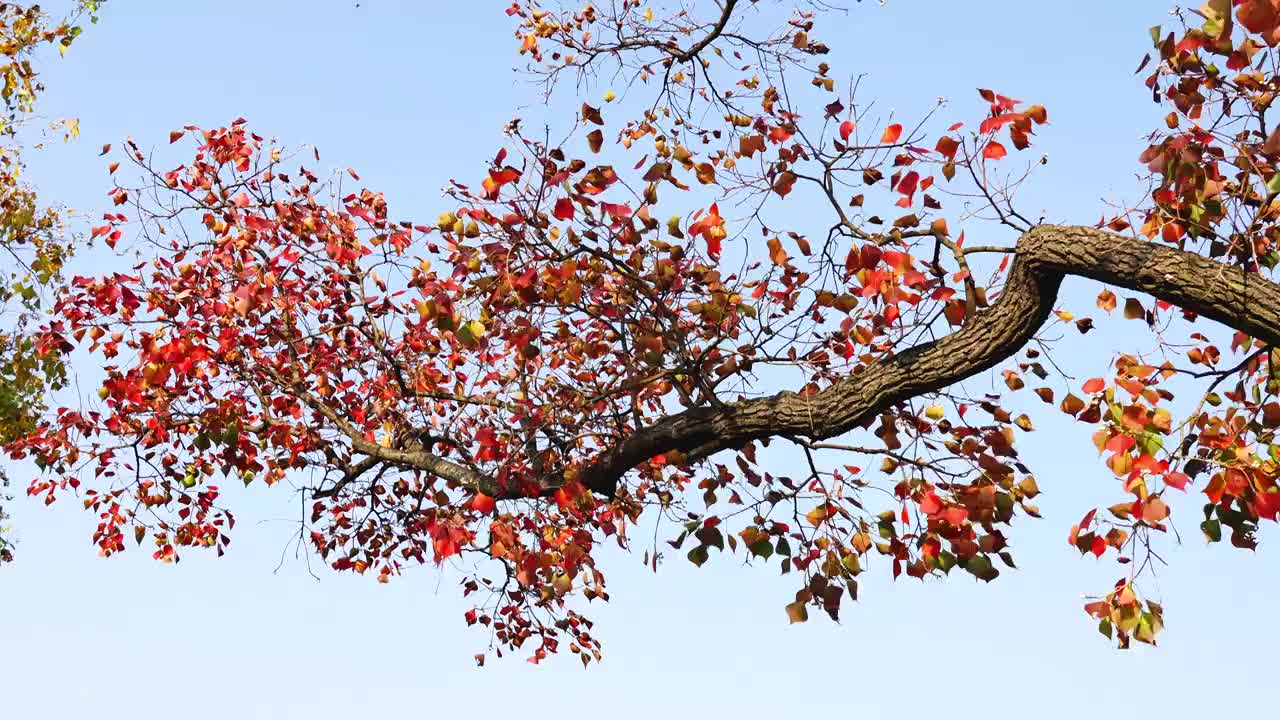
[576, 225, 1280, 496]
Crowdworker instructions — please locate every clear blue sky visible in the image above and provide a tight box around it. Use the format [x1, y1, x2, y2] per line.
[4, 2, 1277, 717]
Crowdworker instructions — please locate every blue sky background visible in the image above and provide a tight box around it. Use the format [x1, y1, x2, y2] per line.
[4, 1, 1278, 717]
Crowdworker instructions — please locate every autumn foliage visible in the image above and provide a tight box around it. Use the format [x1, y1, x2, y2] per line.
[11, 0, 1280, 663]
[0, 0, 103, 562]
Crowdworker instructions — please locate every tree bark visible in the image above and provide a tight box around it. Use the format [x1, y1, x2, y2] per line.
[577, 225, 1280, 496]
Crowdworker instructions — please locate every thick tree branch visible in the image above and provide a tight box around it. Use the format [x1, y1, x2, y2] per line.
[575, 225, 1280, 496]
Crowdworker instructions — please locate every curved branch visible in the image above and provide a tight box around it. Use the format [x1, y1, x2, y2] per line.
[577, 225, 1280, 496]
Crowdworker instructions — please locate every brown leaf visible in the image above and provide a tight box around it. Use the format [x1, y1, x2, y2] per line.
[1061, 393, 1085, 416]
[772, 171, 797, 197]
[1266, 126, 1280, 157]
[785, 601, 809, 624]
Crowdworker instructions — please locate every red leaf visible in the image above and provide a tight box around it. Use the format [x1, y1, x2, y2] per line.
[1080, 508, 1097, 529]
[919, 492, 944, 516]
[881, 124, 903, 144]
[1256, 491, 1280, 521]
[169, 130, 184, 144]
[895, 171, 920, 200]
[471, 493, 496, 514]
[553, 197, 575, 220]
[839, 120, 856, 141]
[1082, 378, 1106, 394]
[768, 125, 793, 144]
[1090, 535, 1107, 558]
[1164, 472, 1190, 491]
[982, 141, 1008, 160]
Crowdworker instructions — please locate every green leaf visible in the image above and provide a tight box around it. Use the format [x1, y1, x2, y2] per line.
[1139, 432, 1163, 456]
[1201, 518, 1222, 543]
[1200, 0, 1231, 38]
[687, 545, 709, 567]
[963, 554, 999, 582]
[748, 539, 773, 560]
[935, 551, 957, 574]
[775, 536, 791, 557]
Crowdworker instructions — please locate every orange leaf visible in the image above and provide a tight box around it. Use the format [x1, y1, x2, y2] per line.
[1142, 497, 1169, 523]
[982, 141, 1007, 160]
[1239, 0, 1279, 36]
[766, 237, 788, 266]
[881, 124, 903, 144]
[1096, 289, 1117, 312]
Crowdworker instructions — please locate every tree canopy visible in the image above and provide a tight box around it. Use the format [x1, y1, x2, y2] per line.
[9, 0, 1280, 664]
[0, 0, 101, 562]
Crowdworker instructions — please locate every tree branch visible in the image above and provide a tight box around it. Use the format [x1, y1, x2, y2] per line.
[575, 225, 1280, 496]
[674, 0, 739, 62]
[322, 225, 1280, 503]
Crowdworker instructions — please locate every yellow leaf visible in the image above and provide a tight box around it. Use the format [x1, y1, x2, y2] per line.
[806, 503, 831, 526]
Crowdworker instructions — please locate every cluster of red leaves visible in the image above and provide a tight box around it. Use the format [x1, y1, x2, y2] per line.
[1131, 0, 1280, 268]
